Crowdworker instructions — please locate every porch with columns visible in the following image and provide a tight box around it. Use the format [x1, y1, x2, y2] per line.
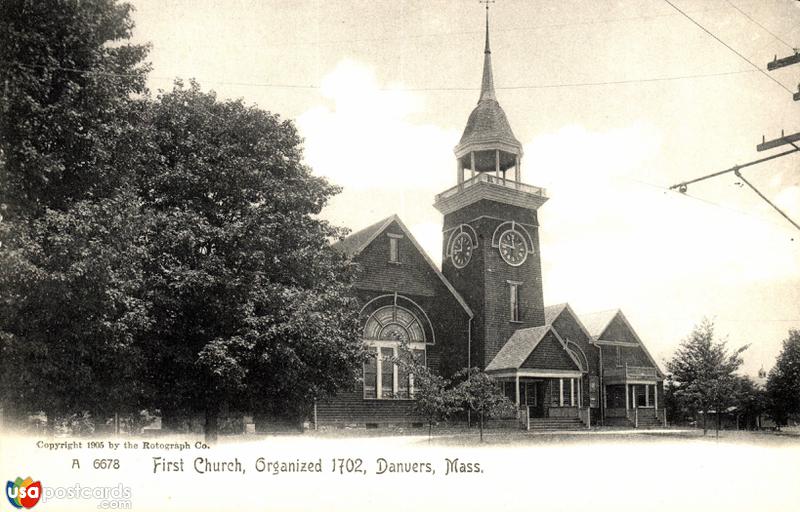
[602, 365, 665, 427]
[490, 369, 588, 425]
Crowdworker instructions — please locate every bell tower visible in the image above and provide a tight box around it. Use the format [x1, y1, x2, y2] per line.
[434, 5, 548, 369]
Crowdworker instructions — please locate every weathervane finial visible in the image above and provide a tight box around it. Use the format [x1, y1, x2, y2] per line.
[479, 0, 495, 54]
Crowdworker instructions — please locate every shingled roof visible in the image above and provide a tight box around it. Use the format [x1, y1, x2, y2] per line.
[579, 308, 666, 378]
[544, 303, 569, 325]
[332, 216, 395, 258]
[579, 309, 619, 339]
[486, 325, 583, 373]
[545, 302, 595, 342]
[485, 325, 551, 372]
[454, 9, 522, 162]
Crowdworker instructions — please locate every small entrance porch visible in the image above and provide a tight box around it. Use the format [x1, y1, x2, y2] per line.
[485, 324, 589, 429]
[493, 370, 590, 429]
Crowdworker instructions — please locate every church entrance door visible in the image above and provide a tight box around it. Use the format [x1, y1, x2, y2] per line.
[526, 381, 545, 419]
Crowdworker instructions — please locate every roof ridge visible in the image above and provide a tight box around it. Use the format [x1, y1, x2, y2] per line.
[332, 215, 396, 257]
[389, 216, 473, 318]
[333, 215, 474, 319]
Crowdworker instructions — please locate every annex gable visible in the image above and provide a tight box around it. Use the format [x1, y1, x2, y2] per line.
[581, 309, 664, 378]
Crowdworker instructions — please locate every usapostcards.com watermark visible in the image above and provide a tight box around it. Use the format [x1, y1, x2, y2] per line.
[42, 483, 132, 509]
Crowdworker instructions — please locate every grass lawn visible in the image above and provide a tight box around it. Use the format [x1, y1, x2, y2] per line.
[302, 424, 800, 447]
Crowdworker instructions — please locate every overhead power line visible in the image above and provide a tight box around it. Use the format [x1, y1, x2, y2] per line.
[734, 169, 800, 231]
[171, 2, 766, 49]
[5, 60, 757, 93]
[725, 0, 796, 51]
[668, 147, 800, 232]
[662, 0, 796, 97]
[613, 174, 797, 235]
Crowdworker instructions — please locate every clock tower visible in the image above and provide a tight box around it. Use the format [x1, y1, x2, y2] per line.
[434, 8, 548, 369]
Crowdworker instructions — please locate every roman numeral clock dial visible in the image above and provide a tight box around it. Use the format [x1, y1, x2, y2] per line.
[450, 232, 473, 269]
[499, 229, 527, 266]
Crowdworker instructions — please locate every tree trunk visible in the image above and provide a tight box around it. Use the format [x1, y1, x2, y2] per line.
[702, 408, 707, 436]
[716, 405, 721, 438]
[479, 412, 484, 443]
[44, 409, 56, 435]
[204, 402, 219, 443]
[428, 422, 432, 443]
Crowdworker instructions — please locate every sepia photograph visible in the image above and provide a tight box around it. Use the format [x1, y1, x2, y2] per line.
[1, 0, 799, 511]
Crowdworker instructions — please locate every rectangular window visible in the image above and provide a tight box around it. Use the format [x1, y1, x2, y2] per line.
[407, 349, 425, 398]
[381, 347, 394, 398]
[509, 282, 520, 322]
[550, 380, 559, 406]
[388, 234, 403, 263]
[363, 344, 426, 400]
[363, 348, 377, 399]
[397, 365, 410, 399]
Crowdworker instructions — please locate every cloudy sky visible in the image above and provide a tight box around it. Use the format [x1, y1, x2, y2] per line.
[128, 0, 800, 376]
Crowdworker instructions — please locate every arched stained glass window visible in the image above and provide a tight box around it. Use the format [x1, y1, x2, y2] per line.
[363, 305, 425, 343]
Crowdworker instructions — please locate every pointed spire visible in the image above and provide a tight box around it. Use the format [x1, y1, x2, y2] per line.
[454, 1, 522, 171]
[484, 6, 491, 54]
[480, 5, 496, 101]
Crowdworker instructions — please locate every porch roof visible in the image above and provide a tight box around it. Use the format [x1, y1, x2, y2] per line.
[486, 326, 549, 372]
[485, 325, 583, 374]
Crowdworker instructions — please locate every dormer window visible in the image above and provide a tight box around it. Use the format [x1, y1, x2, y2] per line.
[387, 233, 403, 263]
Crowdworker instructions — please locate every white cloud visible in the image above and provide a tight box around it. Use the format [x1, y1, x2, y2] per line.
[297, 60, 458, 193]
[527, 124, 800, 313]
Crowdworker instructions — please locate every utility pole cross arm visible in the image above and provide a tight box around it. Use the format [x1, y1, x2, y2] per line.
[767, 51, 800, 71]
[757, 131, 800, 152]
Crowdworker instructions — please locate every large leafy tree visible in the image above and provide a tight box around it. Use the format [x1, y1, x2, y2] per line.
[0, 0, 151, 425]
[666, 319, 748, 436]
[766, 330, 800, 427]
[139, 82, 364, 441]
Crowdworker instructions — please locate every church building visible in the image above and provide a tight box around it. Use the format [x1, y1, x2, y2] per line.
[316, 10, 665, 430]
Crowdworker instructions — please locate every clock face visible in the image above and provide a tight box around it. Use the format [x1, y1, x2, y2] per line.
[499, 229, 527, 266]
[451, 232, 473, 269]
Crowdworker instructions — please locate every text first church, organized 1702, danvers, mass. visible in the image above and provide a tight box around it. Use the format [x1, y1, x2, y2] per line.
[317, 12, 667, 430]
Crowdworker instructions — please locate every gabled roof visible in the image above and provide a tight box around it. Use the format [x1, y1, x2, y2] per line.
[486, 326, 551, 372]
[332, 214, 473, 318]
[545, 302, 595, 341]
[332, 215, 395, 258]
[544, 303, 568, 325]
[579, 308, 665, 378]
[486, 325, 583, 373]
[579, 309, 619, 339]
